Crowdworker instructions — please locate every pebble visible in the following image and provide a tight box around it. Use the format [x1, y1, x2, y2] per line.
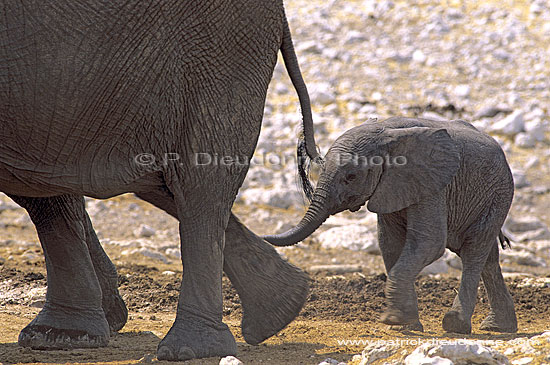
[238, 187, 303, 210]
[420, 257, 449, 276]
[505, 216, 548, 233]
[489, 110, 525, 135]
[308, 264, 363, 274]
[137, 354, 155, 363]
[359, 343, 400, 364]
[219, 356, 243, 365]
[317, 225, 379, 253]
[474, 105, 512, 119]
[134, 224, 156, 238]
[165, 248, 181, 259]
[309, 82, 337, 105]
[500, 250, 546, 267]
[453, 84, 471, 98]
[412, 49, 427, 64]
[511, 170, 530, 189]
[404, 341, 510, 365]
[317, 358, 346, 365]
[514, 133, 536, 148]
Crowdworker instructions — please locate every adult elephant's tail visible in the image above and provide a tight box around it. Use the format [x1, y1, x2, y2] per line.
[280, 14, 324, 202]
[498, 229, 512, 249]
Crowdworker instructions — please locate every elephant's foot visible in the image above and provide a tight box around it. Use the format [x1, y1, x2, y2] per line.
[379, 307, 420, 327]
[238, 262, 309, 345]
[223, 216, 310, 345]
[18, 304, 109, 349]
[103, 290, 128, 333]
[480, 313, 517, 333]
[442, 310, 472, 334]
[390, 320, 424, 332]
[157, 315, 236, 361]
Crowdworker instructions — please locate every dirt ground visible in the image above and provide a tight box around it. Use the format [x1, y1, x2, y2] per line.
[1, 246, 549, 364]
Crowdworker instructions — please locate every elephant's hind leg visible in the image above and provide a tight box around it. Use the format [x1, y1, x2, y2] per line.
[83, 211, 128, 332]
[135, 189, 309, 346]
[442, 236, 490, 334]
[224, 214, 309, 345]
[479, 242, 517, 332]
[8, 195, 110, 349]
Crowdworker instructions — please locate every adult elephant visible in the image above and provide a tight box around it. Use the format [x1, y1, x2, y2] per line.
[0, 0, 321, 361]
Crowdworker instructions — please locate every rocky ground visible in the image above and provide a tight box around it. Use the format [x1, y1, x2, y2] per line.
[1, 0, 550, 364]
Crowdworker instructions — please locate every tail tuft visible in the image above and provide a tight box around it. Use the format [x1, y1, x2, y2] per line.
[297, 133, 315, 202]
[498, 230, 511, 249]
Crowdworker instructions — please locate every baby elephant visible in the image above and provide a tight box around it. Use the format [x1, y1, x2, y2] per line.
[265, 116, 517, 334]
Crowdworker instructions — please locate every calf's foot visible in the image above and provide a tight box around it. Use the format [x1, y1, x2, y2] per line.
[390, 320, 424, 332]
[480, 313, 517, 333]
[380, 307, 420, 327]
[442, 310, 472, 334]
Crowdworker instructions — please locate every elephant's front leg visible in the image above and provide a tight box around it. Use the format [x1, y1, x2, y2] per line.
[377, 212, 424, 331]
[379, 192, 447, 329]
[156, 183, 237, 361]
[8, 195, 110, 349]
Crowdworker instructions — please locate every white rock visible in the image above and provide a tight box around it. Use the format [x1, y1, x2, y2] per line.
[344, 30, 368, 44]
[309, 82, 336, 105]
[454, 84, 471, 98]
[446, 253, 462, 270]
[360, 342, 400, 364]
[318, 358, 346, 365]
[500, 250, 546, 267]
[371, 91, 383, 102]
[524, 119, 548, 141]
[420, 257, 449, 275]
[524, 156, 540, 170]
[0, 201, 20, 212]
[412, 49, 427, 64]
[490, 110, 525, 135]
[165, 248, 181, 259]
[162, 270, 176, 276]
[239, 187, 303, 210]
[512, 358, 533, 365]
[134, 224, 156, 238]
[512, 170, 530, 189]
[296, 40, 323, 54]
[505, 216, 548, 233]
[21, 250, 40, 261]
[513, 229, 550, 242]
[317, 225, 379, 253]
[421, 111, 447, 122]
[404, 342, 510, 365]
[514, 133, 536, 148]
[219, 356, 243, 365]
[308, 264, 364, 274]
[244, 166, 274, 186]
[122, 248, 169, 264]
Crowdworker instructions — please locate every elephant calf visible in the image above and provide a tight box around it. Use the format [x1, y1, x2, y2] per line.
[266, 116, 517, 334]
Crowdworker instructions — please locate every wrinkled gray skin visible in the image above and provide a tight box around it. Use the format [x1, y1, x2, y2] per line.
[0, 1, 320, 360]
[265, 117, 517, 334]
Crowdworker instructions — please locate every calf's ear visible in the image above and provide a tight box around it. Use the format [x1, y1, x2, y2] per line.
[367, 127, 460, 214]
